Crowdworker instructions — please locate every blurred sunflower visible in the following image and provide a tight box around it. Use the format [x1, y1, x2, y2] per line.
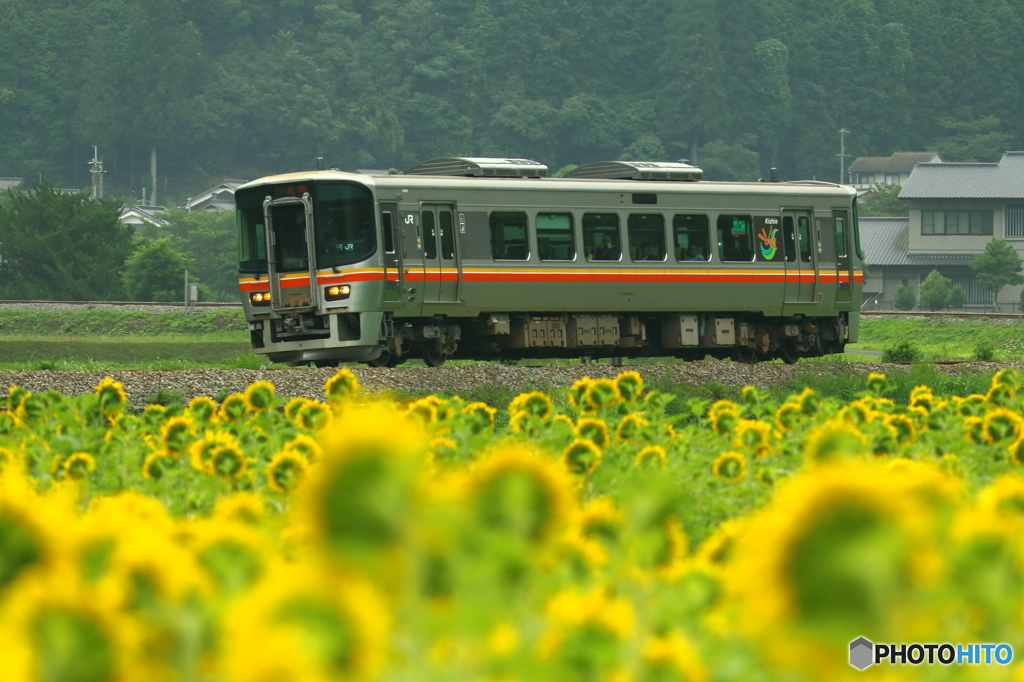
[213, 492, 267, 527]
[210, 444, 249, 480]
[283, 433, 323, 464]
[575, 418, 610, 448]
[296, 401, 332, 431]
[243, 380, 276, 412]
[708, 400, 739, 435]
[509, 391, 555, 420]
[187, 395, 219, 424]
[562, 438, 601, 476]
[538, 585, 635, 660]
[461, 401, 497, 434]
[615, 413, 649, 443]
[141, 450, 176, 480]
[982, 408, 1023, 444]
[62, 452, 97, 482]
[94, 377, 128, 419]
[635, 445, 667, 469]
[712, 452, 746, 482]
[566, 377, 593, 411]
[218, 393, 249, 422]
[159, 415, 195, 454]
[189, 430, 240, 474]
[615, 370, 645, 402]
[584, 378, 622, 411]
[732, 419, 775, 458]
[642, 631, 709, 682]
[323, 367, 361, 403]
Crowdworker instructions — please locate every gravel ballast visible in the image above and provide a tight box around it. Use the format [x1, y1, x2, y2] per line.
[1, 361, 1017, 408]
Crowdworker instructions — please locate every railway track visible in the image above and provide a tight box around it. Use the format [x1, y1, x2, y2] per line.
[861, 310, 1023, 320]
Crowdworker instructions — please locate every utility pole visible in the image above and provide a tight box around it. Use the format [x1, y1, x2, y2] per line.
[150, 147, 158, 207]
[88, 145, 104, 199]
[838, 128, 849, 185]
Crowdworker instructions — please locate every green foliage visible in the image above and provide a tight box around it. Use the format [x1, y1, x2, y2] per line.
[893, 282, 917, 310]
[933, 115, 1014, 162]
[857, 184, 907, 217]
[696, 140, 761, 181]
[0, 183, 133, 300]
[948, 283, 966, 309]
[971, 239, 1024, 310]
[123, 238, 190, 302]
[881, 340, 923, 362]
[137, 209, 239, 300]
[918, 270, 953, 310]
[972, 343, 998, 361]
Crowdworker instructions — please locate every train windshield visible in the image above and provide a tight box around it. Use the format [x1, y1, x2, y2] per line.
[314, 182, 376, 268]
[236, 181, 376, 273]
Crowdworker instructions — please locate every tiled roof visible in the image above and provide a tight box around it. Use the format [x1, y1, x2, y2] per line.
[859, 217, 910, 265]
[0, 177, 23, 190]
[849, 152, 940, 173]
[899, 152, 1024, 199]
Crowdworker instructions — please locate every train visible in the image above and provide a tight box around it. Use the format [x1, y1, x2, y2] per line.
[234, 157, 864, 367]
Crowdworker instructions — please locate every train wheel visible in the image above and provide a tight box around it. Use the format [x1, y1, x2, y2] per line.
[732, 346, 757, 364]
[421, 342, 448, 368]
[779, 339, 801, 365]
[365, 350, 404, 368]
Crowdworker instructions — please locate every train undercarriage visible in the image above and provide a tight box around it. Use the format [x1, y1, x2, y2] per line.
[292, 310, 850, 368]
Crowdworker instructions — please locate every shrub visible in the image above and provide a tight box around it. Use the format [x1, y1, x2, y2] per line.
[882, 340, 923, 362]
[893, 282, 917, 310]
[948, 283, 966, 309]
[972, 343, 998, 361]
[919, 270, 952, 310]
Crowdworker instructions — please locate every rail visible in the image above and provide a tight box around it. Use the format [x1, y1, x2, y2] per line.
[860, 310, 1023, 320]
[0, 300, 241, 308]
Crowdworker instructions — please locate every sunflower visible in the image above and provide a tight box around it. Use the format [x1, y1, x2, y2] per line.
[635, 445, 667, 469]
[159, 415, 194, 454]
[465, 444, 576, 544]
[141, 450, 176, 480]
[189, 431, 240, 474]
[538, 585, 635, 659]
[982, 408, 1023, 444]
[323, 367, 361, 403]
[461, 401, 497, 433]
[186, 395, 218, 424]
[802, 421, 868, 464]
[284, 396, 315, 421]
[977, 475, 1024, 521]
[209, 444, 249, 479]
[222, 562, 389, 682]
[584, 378, 622, 411]
[883, 413, 917, 445]
[243, 380, 276, 412]
[732, 419, 775, 458]
[615, 413, 649, 442]
[1010, 437, 1024, 466]
[283, 434, 323, 464]
[295, 401, 331, 431]
[213, 493, 266, 526]
[642, 631, 709, 682]
[62, 452, 97, 481]
[267, 450, 309, 493]
[865, 372, 891, 395]
[407, 397, 440, 425]
[566, 377, 594, 411]
[427, 436, 460, 467]
[708, 400, 739, 435]
[94, 376, 128, 415]
[562, 439, 601, 476]
[575, 418, 610, 448]
[218, 393, 249, 422]
[712, 451, 746, 482]
[509, 391, 555, 420]
[908, 385, 936, 412]
[615, 370, 645, 402]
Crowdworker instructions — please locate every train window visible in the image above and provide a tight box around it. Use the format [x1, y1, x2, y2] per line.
[382, 211, 395, 253]
[628, 214, 666, 261]
[536, 213, 575, 261]
[798, 216, 812, 262]
[490, 212, 529, 260]
[314, 182, 376, 268]
[717, 215, 753, 262]
[835, 215, 847, 258]
[439, 210, 455, 260]
[673, 214, 709, 262]
[782, 217, 796, 263]
[236, 188, 267, 272]
[583, 213, 621, 261]
[422, 210, 437, 259]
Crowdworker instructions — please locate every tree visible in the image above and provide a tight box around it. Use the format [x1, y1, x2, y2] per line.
[137, 209, 238, 300]
[123, 238, 190, 302]
[971, 239, 1024, 312]
[858, 184, 908, 217]
[0, 182, 133, 300]
[894, 281, 916, 311]
[948, 284, 966, 309]
[918, 270, 952, 310]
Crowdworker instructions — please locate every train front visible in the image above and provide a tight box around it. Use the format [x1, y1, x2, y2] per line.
[235, 172, 386, 366]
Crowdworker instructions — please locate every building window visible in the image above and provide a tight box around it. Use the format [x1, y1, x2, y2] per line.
[1006, 205, 1024, 239]
[948, 274, 994, 304]
[921, 210, 993, 236]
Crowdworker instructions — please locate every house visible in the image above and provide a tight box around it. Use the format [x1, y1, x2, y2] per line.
[179, 179, 248, 212]
[0, 177, 23, 191]
[859, 151, 1024, 311]
[119, 205, 169, 229]
[849, 152, 941, 190]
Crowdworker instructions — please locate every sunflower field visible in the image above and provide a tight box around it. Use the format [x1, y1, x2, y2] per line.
[4, 367, 1024, 681]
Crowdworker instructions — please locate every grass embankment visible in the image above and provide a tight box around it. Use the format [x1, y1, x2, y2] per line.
[0, 308, 254, 369]
[855, 314, 1024, 360]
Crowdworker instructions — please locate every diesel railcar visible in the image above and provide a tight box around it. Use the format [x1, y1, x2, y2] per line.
[235, 157, 864, 367]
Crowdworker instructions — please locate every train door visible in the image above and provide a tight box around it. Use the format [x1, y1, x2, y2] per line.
[421, 203, 460, 303]
[379, 204, 402, 309]
[264, 194, 318, 312]
[833, 209, 853, 303]
[782, 209, 817, 302]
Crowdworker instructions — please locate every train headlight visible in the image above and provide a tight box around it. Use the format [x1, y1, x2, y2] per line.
[324, 284, 351, 301]
[249, 292, 271, 306]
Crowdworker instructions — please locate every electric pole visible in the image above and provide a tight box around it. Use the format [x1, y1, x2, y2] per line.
[88, 145, 104, 199]
[838, 128, 849, 185]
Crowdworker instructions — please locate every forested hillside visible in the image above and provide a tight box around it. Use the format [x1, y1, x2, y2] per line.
[2, 0, 1022, 203]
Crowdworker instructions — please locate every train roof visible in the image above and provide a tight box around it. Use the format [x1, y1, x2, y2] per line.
[236, 170, 856, 198]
